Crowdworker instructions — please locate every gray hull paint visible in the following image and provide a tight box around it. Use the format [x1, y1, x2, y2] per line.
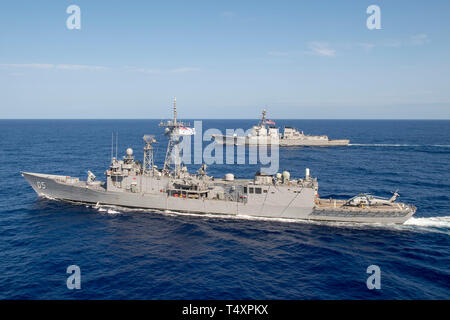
[213, 135, 350, 147]
[22, 172, 414, 224]
[22, 172, 315, 219]
[310, 209, 415, 224]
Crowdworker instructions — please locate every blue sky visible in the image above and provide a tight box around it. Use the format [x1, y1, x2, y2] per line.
[0, 0, 449, 119]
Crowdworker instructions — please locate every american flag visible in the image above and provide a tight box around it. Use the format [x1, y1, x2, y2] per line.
[265, 119, 276, 125]
[178, 127, 196, 136]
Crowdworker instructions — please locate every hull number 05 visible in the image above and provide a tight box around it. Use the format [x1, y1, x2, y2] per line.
[37, 181, 47, 189]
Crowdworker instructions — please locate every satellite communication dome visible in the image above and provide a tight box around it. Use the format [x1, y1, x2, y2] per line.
[224, 173, 235, 181]
[126, 148, 133, 156]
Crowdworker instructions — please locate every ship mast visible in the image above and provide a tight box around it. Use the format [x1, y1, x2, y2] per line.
[142, 135, 156, 175]
[173, 97, 177, 124]
[259, 109, 267, 127]
[159, 98, 191, 177]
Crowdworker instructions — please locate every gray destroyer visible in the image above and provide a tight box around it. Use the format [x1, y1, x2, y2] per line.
[213, 110, 350, 146]
[22, 101, 415, 224]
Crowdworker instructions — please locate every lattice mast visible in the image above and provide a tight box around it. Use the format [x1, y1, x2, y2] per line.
[159, 98, 191, 176]
[142, 135, 156, 175]
[258, 109, 267, 127]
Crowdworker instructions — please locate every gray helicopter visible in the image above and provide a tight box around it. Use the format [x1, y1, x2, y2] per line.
[345, 191, 400, 207]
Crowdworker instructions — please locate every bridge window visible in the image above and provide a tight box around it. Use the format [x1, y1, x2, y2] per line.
[249, 187, 254, 194]
[255, 188, 262, 194]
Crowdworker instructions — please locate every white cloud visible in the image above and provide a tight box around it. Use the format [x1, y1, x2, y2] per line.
[125, 66, 200, 74]
[170, 67, 200, 73]
[355, 41, 401, 51]
[0, 63, 108, 70]
[124, 67, 159, 74]
[268, 51, 289, 56]
[221, 11, 236, 19]
[356, 43, 376, 51]
[307, 42, 336, 57]
[56, 64, 108, 70]
[0, 63, 54, 69]
[355, 34, 430, 52]
[410, 33, 430, 45]
[0, 63, 198, 74]
[383, 40, 402, 48]
[268, 43, 336, 58]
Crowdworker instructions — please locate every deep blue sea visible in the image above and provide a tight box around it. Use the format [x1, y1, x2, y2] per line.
[0, 119, 449, 299]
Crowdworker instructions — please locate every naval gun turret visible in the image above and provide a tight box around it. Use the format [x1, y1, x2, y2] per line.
[87, 171, 96, 184]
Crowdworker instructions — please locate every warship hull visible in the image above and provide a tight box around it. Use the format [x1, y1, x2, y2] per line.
[22, 172, 315, 219]
[22, 172, 415, 224]
[213, 135, 350, 147]
[279, 138, 349, 147]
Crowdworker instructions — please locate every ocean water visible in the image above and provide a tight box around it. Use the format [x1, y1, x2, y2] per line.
[0, 119, 449, 299]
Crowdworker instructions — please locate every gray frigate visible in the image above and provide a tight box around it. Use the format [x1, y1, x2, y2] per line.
[22, 100, 415, 224]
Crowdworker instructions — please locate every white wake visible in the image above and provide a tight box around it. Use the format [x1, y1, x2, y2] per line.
[88, 204, 450, 234]
[349, 144, 450, 148]
[403, 216, 450, 228]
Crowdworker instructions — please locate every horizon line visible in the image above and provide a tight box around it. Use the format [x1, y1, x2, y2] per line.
[1, 118, 450, 121]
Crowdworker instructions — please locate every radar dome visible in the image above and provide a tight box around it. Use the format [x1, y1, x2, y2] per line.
[126, 148, 133, 156]
[224, 173, 235, 181]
